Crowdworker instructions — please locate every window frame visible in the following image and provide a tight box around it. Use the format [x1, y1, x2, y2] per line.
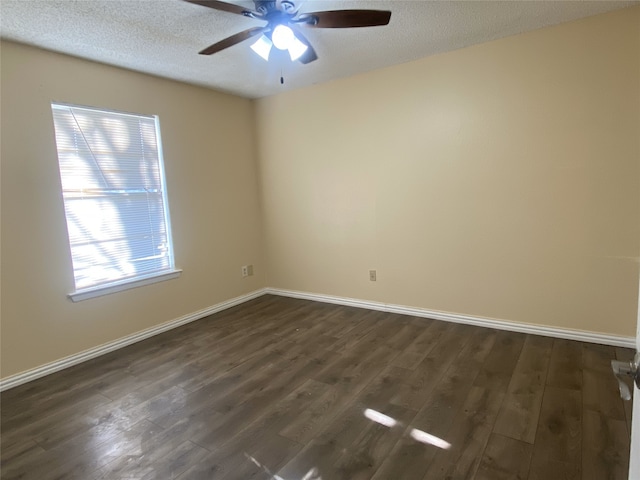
[51, 102, 181, 302]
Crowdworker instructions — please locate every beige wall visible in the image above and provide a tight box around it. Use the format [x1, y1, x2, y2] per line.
[1, 41, 265, 378]
[256, 8, 640, 336]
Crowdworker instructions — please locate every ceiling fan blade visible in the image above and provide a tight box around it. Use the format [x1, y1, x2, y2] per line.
[184, 0, 259, 17]
[289, 26, 318, 64]
[199, 27, 267, 55]
[298, 9, 391, 28]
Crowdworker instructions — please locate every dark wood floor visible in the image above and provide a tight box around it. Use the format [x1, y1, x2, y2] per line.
[1, 295, 634, 480]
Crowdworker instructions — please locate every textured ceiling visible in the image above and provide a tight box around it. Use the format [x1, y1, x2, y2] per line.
[1, 0, 637, 98]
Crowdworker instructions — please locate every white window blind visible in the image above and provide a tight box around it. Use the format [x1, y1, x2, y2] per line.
[51, 103, 177, 298]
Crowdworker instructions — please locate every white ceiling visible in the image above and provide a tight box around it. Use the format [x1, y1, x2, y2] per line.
[1, 0, 637, 99]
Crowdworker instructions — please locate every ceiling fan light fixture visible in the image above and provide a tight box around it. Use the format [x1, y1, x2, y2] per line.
[250, 34, 272, 60]
[271, 24, 295, 50]
[287, 36, 308, 61]
[187, 0, 392, 66]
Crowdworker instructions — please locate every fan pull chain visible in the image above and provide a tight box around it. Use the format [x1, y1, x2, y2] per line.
[280, 67, 284, 85]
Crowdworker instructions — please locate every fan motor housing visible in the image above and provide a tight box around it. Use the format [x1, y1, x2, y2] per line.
[255, 0, 296, 15]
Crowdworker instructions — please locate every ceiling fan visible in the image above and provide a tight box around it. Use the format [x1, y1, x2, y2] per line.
[184, 0, 392, 64]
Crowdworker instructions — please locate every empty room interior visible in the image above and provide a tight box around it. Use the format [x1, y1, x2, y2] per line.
[1, 1, 639, 479]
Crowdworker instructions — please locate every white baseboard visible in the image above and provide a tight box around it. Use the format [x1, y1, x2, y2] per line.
[0, 288, 269, 392]
[265, 288, 636, 348]
[2, 286, 634, 392]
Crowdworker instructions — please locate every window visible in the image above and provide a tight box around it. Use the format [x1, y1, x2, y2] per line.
[51, 103, 179, 301]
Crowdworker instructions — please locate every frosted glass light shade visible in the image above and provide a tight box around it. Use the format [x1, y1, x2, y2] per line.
[288, 36, 308, 61]
[250, 35, 272, 61]
[272, 24, 294, 50]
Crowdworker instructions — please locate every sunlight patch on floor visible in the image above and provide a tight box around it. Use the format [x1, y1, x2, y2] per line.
[364, 408, 397, 428]
[245, 453, 322, 480]
[363, 407, 452, 450]
[410, 428, 451, 449]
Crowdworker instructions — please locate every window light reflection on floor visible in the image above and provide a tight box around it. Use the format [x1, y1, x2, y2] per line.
[244, 453, 322, 480]
[301, 467, 322, 480]
[409, 428, 452, 449]
[364, 408, 398, 427]
[362, 408, 452, 450]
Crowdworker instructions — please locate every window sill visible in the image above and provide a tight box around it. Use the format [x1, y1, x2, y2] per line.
[68, 269, 182, 302]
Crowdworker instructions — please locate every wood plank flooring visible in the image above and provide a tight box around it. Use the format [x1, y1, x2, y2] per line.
[0, 295, 634, 479]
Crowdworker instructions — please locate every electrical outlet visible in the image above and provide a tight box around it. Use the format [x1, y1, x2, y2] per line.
[247, 265, 254, 276]
[369, 270, 377, 282]
[241, 266, 249, 277]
